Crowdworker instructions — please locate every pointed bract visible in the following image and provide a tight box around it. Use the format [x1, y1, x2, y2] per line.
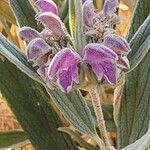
[103, 0, 118, 18]
[83, 0, 95, 27]
[48, 48, 81, 93]
[19, 27, 41, 41]
[83, 43, 118, 85]
[104, 34, 131, 54]
[27, 38, 52, 60]
[35, 0, 58, 15]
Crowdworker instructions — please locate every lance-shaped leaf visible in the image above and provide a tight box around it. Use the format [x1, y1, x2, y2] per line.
[46, 88, 99, 141]
[69, 0, 75, 37]
[48, 48, 81, 93]
[9, 0, 41, 31]
[74, 0, 86, 54]
[116, 0, 150, 148]
[58, 127, 97, 150]
[35, 0, 58, 15]
[127, 15, 150, 72]
[122, 131, 150, 150]
[83, 43, 118, 85]
[0, 33, 99, 146]
[0, 131, 28, 148]
[0, 33, 42, 83]
[0, 56, 77, 150]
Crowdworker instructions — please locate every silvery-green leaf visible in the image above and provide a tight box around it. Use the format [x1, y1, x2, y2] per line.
[128, 34, 150, 72]
[74, 0, 86, 54]
[69, 0, 75, 37]
[116, 0, 150, 148]
[121, 131, 150, 150]
[9, 0, 41, 31]
[127, 0, 150, 41]
[58, 127, 97, 150]
[46, 88, 99, 140]
[0, 131, 28, 148]
[0, 33, 42, 84]
[0, 140, 30, 150]
[0, 56, 77, 150]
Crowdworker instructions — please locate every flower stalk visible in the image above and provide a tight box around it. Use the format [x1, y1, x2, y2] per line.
[90, 86, 112, 150]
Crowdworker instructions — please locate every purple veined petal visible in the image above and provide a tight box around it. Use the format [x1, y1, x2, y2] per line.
[83, 43, 118, 84]
[103, 0, 118, 18]
[35, 0, 58, 15]
[48, 48, 81, 93]
[104, 34, 131, 54]
[57, 64, 79, 93]
[27, 38, 52, 60]
[19, 27, 41, 41]
[83, 0, 95, 27]
[36, 12, 63, 37]
[83, 43, 118, 62]
[89, 59, 117, 85]
[117, 56, 130, 69]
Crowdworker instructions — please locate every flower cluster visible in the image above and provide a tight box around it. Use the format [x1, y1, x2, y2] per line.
[19, 0, 131, 93]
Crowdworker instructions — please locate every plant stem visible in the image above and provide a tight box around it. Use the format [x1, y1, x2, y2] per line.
[90, 87, 112, 150]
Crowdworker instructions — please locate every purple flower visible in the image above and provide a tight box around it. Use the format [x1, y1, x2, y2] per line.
[103, 0, 118, 19]
[35, 0, 58, 15]
[27, 38, 52, 60]
[83, 0, 95, 28]
[104, 34, 131, 69]
[82, 0, 119, 38]
[48, 48, 81, 93]
[83, 43, 118, 85]
[19, 27, 41, 41]
[19, 0, 131, 93]
[36, 12, 64, 38]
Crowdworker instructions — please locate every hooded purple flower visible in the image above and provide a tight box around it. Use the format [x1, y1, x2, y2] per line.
[19, 0, 131, 93]
[48, 48, 81, 93]
[83, 0, 119, 38]
[104, 34, 131, 69]
[35, 0, 58, 15]
[83, 43, 118, 85]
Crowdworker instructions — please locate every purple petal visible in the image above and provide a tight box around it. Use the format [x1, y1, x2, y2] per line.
[89, 60, 117, 84]
[36, 12, 63, 37]
[103, 0, 118, 18]
[83, 0, 95, 27]
[48, 48, 81, 93]
[35, 0, 58, 15]
[83, 43, 118, 61]
[19, 27, 40, 41]
[58, 64, 79, 93]
[27, 38, 52, 60]
[104, 34, 131, 54]
[83, 43, 118, 84]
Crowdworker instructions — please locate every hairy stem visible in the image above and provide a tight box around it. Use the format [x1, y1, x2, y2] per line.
[90, 87, 112, 150]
